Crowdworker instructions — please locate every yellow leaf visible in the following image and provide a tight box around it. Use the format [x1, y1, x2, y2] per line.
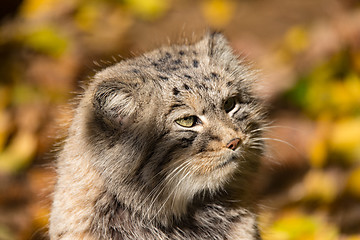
[0, 87, 10, 109]
[344, 73, 360, 107]
[22, 26, 68, 57]
[201, 0, 235, 28]
[20, 0, 62, 18]
[345, 235, 360, 240]
[306, 81, 332, 116]
[284, 26, 309, 54]
[303, 170, 337, 204]
[308, 118, 331, 168]
[0, 111, 11, 152]
[74, 3, 100, 32]
[328, 74, 360, 115]
[0, 131, 37, 173]
[346, 167, 360, 198]
[262, 210, 338, 240]
[309, 136, 327, 168]
[329, 118, 360, 161]
[125, 0, 170, 20]
[352, 51, 360, 73]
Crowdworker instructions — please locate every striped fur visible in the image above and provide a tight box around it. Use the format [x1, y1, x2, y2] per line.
[50, 32, 265, 239]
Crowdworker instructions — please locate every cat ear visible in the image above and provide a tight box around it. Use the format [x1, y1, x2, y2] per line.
[202, 31, 231, 57]
[201, 31, 238, 66]
[92, 81, 136, 127]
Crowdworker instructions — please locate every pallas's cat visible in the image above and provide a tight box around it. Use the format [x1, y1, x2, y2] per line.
[50, 32, 265, 239]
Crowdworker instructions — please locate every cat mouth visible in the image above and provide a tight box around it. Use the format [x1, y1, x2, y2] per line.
[216, 155, 238, 169]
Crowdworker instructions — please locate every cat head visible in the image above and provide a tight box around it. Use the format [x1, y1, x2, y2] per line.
[85, 32, 265, 220]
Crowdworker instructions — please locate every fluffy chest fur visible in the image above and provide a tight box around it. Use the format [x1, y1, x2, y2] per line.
[50, 32, 265, 240]
[91, 191, 260, 240]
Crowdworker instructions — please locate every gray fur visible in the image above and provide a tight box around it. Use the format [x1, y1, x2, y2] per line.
[50, 32, 265, 239]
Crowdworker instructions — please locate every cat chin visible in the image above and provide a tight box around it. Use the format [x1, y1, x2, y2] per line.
[139, 150, 249, 221]
[166, 157, 237, 193]
[192, 151, 240, 174]
[192, 161, 238, 192]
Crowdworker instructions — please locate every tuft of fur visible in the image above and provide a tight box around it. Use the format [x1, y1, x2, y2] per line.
[50, 32, 266, 239]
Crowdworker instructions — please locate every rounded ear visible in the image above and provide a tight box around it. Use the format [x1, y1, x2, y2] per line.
[197, 31, 239, 68]
[206, 31, 230, 58]
[92, 81, 136, 127]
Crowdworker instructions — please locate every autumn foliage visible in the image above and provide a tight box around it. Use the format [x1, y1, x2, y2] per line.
[0, 0, 359, 239]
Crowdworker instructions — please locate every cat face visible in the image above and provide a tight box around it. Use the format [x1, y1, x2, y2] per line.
[87, 33, 264, 216]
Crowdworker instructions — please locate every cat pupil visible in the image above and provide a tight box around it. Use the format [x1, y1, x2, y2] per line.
[224, 97, 236, 113]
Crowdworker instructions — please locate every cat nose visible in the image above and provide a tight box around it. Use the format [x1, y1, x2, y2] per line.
[226, 138, 241, 151]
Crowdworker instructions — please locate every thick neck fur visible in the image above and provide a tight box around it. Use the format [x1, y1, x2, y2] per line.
[91, 186, 260, 240]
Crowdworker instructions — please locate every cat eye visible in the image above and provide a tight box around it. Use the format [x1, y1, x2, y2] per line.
[224, 97, 236, 113]
[175, 116, 199, 128]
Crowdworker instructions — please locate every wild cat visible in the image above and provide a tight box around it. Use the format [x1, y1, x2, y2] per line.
[49, 32, 266, 239]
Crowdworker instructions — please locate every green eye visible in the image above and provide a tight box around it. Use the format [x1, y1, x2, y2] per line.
[224, 97, 236, 113]
[175, 116, 198, 128]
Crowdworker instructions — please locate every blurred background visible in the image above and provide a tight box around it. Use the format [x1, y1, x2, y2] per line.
[0, 0, 359, 239]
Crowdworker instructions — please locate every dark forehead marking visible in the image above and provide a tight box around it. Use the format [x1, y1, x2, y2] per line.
[152, 79, 163, 90]
[183, 84, 190, 90]
[158, 75, 169, 81]
[202, 83, 209, 90]
[169, 66, 180, 71]
[226, 81, 233, 87]
[184, 74, 192, 79]
[172, 59, 181, 65]
[140, 76, 146, 83]
[170, 103, 186, 109]
[173, 87, 180, 95]
[195, 83, 208, 90]
[211, 72, 218, 78]
[156, 52, 172, 64]
[193, 59, 199, 68]
[179, 50, 185, 55]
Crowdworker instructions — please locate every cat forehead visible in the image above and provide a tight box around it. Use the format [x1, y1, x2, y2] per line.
[132, 56, 243, 103]
[93, 33, 254, 99]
